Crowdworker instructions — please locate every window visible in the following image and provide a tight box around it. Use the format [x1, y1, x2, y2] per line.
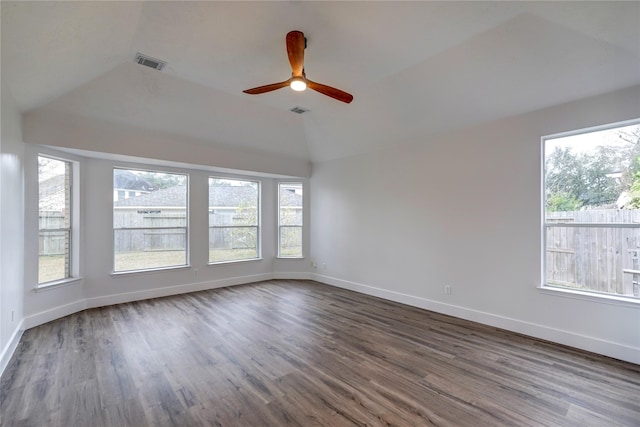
[113, 168, 188, 272]
[543, 120, 640, 299]
[278, 182, 303, 258]
[38, 156, 73, 284]
[209, 178, 259, 263]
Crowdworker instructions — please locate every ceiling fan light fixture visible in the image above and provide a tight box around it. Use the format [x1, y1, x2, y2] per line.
[290, 78, 307, 92]
[243, 31, 352, 103]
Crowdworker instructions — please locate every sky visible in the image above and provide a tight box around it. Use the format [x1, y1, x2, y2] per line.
[546, 122, 640, 155]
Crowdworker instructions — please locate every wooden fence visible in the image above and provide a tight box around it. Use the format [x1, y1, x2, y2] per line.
[112, 207, 257, 252]
[546, 210, 640, 297]
[41, 207, 261, 255]
[113, 207, 187, 252]
[39, 213, 68, 255]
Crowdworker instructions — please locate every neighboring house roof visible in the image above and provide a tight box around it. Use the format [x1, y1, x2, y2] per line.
[113, 170, 156, 192]
[114, 184, 186, 207]
[280, 189, 303, 207]
[39, 174, 66, 212]
[43, 177, 301, 210]
[113, 183, 297, 208]
[210, 185, 259, 208]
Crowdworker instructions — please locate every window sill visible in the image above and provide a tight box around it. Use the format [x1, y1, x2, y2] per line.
[538, 285, 640, 308]
[111, 265, 191, 277]
[276, 256, 305, 260]
[208, 258, 263, 266]
[34, 277, 83, 293]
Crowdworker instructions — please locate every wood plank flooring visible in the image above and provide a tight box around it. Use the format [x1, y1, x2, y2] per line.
[1, 280, 639, 426]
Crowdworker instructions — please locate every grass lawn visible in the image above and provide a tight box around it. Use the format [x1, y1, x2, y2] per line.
[279, 247, 302, 257]
[113, 249, 260, 270]
[39, 255, 66, 283]
[114, 251, 186, 272]
[41, 248, 273, 280]
[209, 248, 258, 263]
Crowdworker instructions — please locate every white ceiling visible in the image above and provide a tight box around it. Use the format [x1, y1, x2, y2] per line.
[3, 1, 639, 163]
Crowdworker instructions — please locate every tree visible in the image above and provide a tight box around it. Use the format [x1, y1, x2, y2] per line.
[617, 127, 640, 207]
[546, 192, 583, 212]
[231, 201, 257, 249]
[581, 146, 619, 206]
[545, 146, 618, 211]
[136, 171, 184, 189]
[545, 125, 640, 211]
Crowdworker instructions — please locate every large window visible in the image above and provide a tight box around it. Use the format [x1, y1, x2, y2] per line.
[209, 178, 259, 263]
[38, 156, 73, 284]
[278, 182, 303, 258]
[543, 120, 640, 299]
[113, 168, 188, 272]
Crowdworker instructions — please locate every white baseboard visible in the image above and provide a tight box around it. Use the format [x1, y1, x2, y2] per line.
[0, 320, 24, 377]
[311, 273, 640, 365]
[85, 273, 275, 309]
[23, 299, 87, 330]
[273, 272, 312, 280]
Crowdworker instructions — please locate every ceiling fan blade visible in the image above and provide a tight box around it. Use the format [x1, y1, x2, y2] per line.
[243, 80, 291, 95]
[243, 31, 354, 104]
[286, 30, 305, 77]
[307, 80, 354, 104]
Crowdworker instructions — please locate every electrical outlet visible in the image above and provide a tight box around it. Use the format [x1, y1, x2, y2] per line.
[11, 309, 15, 322]
[312, 261, 317, 269]
[444, 285, 452, 295]
[194, 268, 198, 277]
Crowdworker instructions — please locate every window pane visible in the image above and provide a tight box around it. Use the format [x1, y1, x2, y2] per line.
[39, 230, 70, 283]
[280, 207, 303, 226]
[209, 226, 258, 262]
[209, 178, 259, 262]
[279, 183, 303, 257]
[114, 228, 187, 271]
[546, 225, 640, 297]
[545, 123, 640, 220]
[544, 121, 640, 298]
[114, 169, 188, 272]
[39, 156, 71, 283]
[279, 226, 302, 258]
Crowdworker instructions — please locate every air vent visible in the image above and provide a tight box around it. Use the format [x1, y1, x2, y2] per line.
[290, 106, 309, 114]
[135, 53, 166, 71]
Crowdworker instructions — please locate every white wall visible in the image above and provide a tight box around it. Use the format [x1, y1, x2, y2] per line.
[1, 84, 25, 373]
[310, 86, 640, 364]
[23, 109, 311, 179]
[21, 145, 311, 330]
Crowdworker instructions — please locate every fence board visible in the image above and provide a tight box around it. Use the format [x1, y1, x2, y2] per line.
[546, 209, 640, 297]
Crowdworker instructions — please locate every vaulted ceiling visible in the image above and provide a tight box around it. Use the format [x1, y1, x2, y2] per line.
[2, 1, 639, 163]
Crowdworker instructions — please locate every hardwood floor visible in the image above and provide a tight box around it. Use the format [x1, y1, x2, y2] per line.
[1, 280, 639, 426]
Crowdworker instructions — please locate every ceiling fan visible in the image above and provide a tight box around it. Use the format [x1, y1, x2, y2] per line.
[243, 31, 353, 104]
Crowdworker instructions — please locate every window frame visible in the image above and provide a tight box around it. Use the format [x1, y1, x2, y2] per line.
[37, 154, 79, 287]
[541, 118, 640, 303]
[112, 167, 190, 274]
[277, 181, 304, 259]
[208, 176, 261, 264]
